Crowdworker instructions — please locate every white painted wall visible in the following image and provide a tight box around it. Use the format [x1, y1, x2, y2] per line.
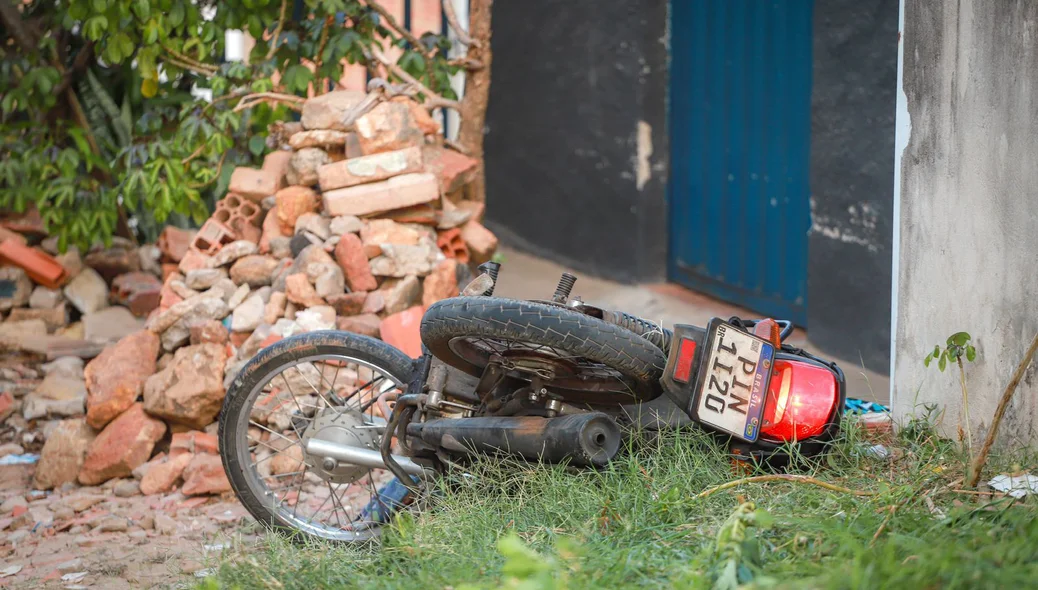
[893, 0, 1038, 446]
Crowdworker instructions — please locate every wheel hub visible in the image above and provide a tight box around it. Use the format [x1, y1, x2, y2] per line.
[302, 409, 378, 485]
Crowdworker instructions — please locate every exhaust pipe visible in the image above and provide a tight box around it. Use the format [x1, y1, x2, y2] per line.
[406, 413, 621, 467]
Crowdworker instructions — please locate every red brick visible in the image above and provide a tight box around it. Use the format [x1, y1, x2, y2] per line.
[157, 226, 193, 263]
[262, 150, 293, 186]
[139, 452, 193, 496]
[229, 167, 282, 202]
[170, 431, 219, 456]
[181, 454, 231, 496]
[275, 186, 320, 234]
[322, 173, 438, 217]
[78, 403, 167, 485]
[379, 306, 423, 358]
[423, 145, 479, 194]
[84, 330, 160, 429]
[336, 313, 381, 338]
[334, 233, 378, 291]
[422, 259, 460, 307]
[353, 100, 423, 155]
[317, 146, 423, 191]
[326, 291, 368, 316]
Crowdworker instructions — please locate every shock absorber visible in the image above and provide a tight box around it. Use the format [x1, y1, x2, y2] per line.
[552, 272, 577, 303]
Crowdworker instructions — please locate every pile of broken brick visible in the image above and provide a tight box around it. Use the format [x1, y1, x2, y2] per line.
[0, 89, 497, 514]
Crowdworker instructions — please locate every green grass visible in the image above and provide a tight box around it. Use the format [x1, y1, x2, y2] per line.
[202, 415, 1038, 589]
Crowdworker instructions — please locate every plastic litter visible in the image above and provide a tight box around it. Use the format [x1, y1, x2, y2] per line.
[988, 473, 1038, 498]
[0, 454, 38, 465]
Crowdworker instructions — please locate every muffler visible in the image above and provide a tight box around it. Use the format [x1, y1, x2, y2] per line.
[406, 412, 622, 467]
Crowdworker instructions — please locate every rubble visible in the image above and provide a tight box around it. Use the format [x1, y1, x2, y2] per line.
[0, 85, 497, 570]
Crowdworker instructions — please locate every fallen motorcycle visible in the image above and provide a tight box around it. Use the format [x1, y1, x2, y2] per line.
[218, 263, 845, 542]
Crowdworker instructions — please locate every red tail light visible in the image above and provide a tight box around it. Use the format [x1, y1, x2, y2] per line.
[760, 359, 838, 442]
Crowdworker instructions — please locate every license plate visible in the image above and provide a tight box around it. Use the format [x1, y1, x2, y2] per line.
[691, 319, 775, 442]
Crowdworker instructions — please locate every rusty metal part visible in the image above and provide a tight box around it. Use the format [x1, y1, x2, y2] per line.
[405, 413, 621, 467]
[376, 391, 398, 422]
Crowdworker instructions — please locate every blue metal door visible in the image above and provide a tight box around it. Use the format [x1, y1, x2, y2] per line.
[668, 1, 813, 326]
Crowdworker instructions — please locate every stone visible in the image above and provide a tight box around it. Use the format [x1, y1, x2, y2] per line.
[262, 150, 292, 187]
[147, 294, 229, 335]
[184, 268, 227, 290]
[113, 479, 140, 497]
[154, 513, 178, 535]
[322, 173, 439, 217]
[170, 430, 218, 455]
[403, 97, 440, 134]
[78, 404, 166, 485]
[286, 147, 331, 187]
[83, 306, 144, 344]
[329, 215, 363, 236]
[0, 391, 14, 423]
[0, 443, 23, 458]
[275, 186, 320, 234]
[334, 233, 378, 292]
[362, 290, 385, 314]
[23, 374, 87, 420]
[289, 129, 352, 149]
[83, 330, 160, 429]
[29, 286, 63, 309]
[269, 444, 304, 476]
[326, 292, 368, 316]
[335, 314, 381, 338]
[0, 318, 45, 351]
[353, 100, 424, 155]
[190, 320, 228, 346]
[380, 306, 424, 358]
[168, 279, 199, 300]
[181, 453, 231, 496]
[158, 226, 194, 262]
[423, 144, 480, 194]
[380, 275, 422, 315]
[264, 292, 288, 324]
[317, 146, 424, 191]
[207, 279, 239, 304]
[285, 273, 325, 308]
[7, 305, 67, 332]
[211, 240, 258, 267]
[229, 167, 282, 202]
[110, 272, 162, 317]
[139, 452, 193, 495]
[143, 343, 227, 429]
[368, 239, 443, 278]
[259, 207, 287, 255]
[295, 305, 336, 332]
[41, 356, 84, 379]
[84, 246, 140, 283]
[294, 212, 331, 240]
[1, 495, 27, 514]
[460, 220, 499, 265]
[55, 246, 84, 279]
[62, 267, 108, 314]
[423, 259, 460, 307]
[313, 265, 346, 299]
[269, 236, 293, 259]
[227, 283, 251, 309]
[139, 243, 163, 276]
[96, 515, 130, 532]
[300, 90, 366, 131]
[229, 255, 278, 287]
[360, 219, 424, 257]
[231, 294, 265, 332]
[178, 249, 213, 275]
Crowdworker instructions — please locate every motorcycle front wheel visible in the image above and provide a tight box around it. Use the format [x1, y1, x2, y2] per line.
[219, 330, 415, 543]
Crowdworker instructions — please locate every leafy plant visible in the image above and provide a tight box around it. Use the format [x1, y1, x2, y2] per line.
[925, 331, 978, 457]
[0, 0, 464, 251]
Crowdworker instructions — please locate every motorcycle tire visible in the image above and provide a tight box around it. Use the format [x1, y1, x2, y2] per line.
[420, 297, 667, 402]
[219, 330, 415, 543]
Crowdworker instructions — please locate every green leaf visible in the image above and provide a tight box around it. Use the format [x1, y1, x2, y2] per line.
[282, 64, 313, 93]
[91, 0, 108, 13]
[966, 345, 977, 362]
[168, 2, 185, 27]
[141, 77, 159, 98]
[948, 331, 971, 347]
[924, 353, 932, 368]
[84, 16, 109, 41]
[938, 351, 947, 372]
[248, 135, 266, 156]
[934, 345, 940, 358]
[133, 0, 151, 20]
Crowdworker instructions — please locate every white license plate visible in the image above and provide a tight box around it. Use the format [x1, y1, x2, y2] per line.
[692, 320, 775, 442]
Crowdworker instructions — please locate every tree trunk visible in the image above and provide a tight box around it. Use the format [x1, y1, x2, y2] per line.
[457, 0, 493, 203]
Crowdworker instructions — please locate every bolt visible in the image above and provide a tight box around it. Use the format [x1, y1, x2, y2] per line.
[322, 458, 337, 472]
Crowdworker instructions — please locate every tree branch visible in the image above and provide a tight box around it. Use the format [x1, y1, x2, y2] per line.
[0, 0, 36, 53]
[363, 0, 431, 58]
[442, 0, 479, 47]
[162, 45, 219, 75]
[368, 46, 460, 111]
[232, 92, 306, 113]
[967, 331, 1038, 488]
[54, 41, 95, 96]
[265, 0, 289, 60]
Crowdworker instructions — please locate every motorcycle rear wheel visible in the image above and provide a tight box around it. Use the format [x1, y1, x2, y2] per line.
[219, 330, 415, 543]
[420, 297, 667, 403]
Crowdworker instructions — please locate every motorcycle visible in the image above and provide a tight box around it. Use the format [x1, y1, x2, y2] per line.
[218, 262, 845, 543]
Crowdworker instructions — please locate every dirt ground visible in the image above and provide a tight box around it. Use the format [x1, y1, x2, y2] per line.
[0, 463, 256, 589]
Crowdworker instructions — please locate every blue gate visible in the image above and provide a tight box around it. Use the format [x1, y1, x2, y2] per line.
[668, 1, 813, 326]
